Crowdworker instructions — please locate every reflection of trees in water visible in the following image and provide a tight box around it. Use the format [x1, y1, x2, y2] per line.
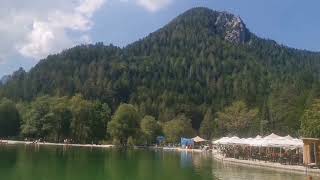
[192, 153, 210, 169]
[0, 146, 18, 180]
[181, 152, 211, 169]
[1, 145, 110, 180]
[1, 146, 308, 180]
[0, 147, 212, 180]
[0, 145, 18, 169]
[180, 152, 216, 180]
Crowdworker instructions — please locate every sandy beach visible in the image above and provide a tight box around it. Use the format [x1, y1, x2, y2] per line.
[161, 147, 205, 153]
[0, 140, 114, 148]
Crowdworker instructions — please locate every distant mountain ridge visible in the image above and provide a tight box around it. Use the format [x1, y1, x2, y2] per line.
[1, 7, 320, 135]
[0, 68, 25, 85]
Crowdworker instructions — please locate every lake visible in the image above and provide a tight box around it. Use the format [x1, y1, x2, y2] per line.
[0, 145, 317, 180]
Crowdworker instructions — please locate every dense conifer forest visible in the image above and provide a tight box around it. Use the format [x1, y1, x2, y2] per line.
[1, 7, 320, 144]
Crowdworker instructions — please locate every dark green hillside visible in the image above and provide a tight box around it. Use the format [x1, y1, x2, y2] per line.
[1, 7, 320, 140]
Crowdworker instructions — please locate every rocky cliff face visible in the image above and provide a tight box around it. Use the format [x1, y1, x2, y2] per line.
[214, 11, 249, 44]
[163, 7, 251, 45]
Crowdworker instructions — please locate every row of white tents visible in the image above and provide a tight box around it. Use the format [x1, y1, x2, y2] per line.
[213, 133, 303, 149]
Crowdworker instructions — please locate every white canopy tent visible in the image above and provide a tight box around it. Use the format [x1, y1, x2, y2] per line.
[213, 133, 303, 149]
[213, 137, 230, 144]
[285, 135, 294, 140]
[264, 133, 281, 139]
[213, 136, 242, 145]
[192, 136, 208, 143]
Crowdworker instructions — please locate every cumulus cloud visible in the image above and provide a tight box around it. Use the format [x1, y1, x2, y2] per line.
[76, 0, 106, 16]
[0, 0, 171, 67]
[18, 0, 105, 59]
[136, 0, 172, 12]
[0, 55, 6, 65]
[0, 0, 105, 62]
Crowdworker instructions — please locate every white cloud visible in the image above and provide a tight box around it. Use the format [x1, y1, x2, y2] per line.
[136, 0, 172, 12]
[17, 0, 106, 59]
[0, 0, 171, 67]
[76, 0, 106, 17]
[0, 55, 7, 65]
[0, 0, 105, 62]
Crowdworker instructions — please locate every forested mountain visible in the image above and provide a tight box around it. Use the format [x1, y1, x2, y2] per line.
[1, 7, 320, 139]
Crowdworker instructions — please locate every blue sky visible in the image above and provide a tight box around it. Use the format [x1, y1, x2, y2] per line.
[1, 0, 320, 77]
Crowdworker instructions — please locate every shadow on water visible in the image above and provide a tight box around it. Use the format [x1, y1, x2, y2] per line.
[0, 145, 319, 180]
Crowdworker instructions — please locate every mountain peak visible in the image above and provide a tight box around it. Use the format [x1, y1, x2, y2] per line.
[215, 12, 248, 44]
[170, 7, 250, 44]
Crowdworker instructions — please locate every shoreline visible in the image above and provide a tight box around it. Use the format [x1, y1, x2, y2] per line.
[0, 140, 114, 148]
[160, 147, 205, 153]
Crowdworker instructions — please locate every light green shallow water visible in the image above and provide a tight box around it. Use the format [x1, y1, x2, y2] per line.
[0, 145, 317, 180]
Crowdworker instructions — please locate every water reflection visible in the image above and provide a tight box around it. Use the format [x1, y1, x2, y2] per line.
[179, 150, 320, 180]
[0, 145, 319, 180]
[180, 151, 193, 168]
[210, 157, 320, 180]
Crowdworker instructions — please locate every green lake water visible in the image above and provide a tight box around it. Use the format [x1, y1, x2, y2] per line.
[0, 145, 318, 180]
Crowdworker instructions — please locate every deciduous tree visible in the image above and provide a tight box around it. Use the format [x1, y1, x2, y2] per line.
[300, 99, 320, 138]
[217, 101, 258, 136]
[107, 104, 141, 146]
[163, 114, 195, 143]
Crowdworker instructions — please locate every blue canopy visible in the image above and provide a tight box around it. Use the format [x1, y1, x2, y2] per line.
[156, 136, 165, 144]
[181, 138, 194, 148]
